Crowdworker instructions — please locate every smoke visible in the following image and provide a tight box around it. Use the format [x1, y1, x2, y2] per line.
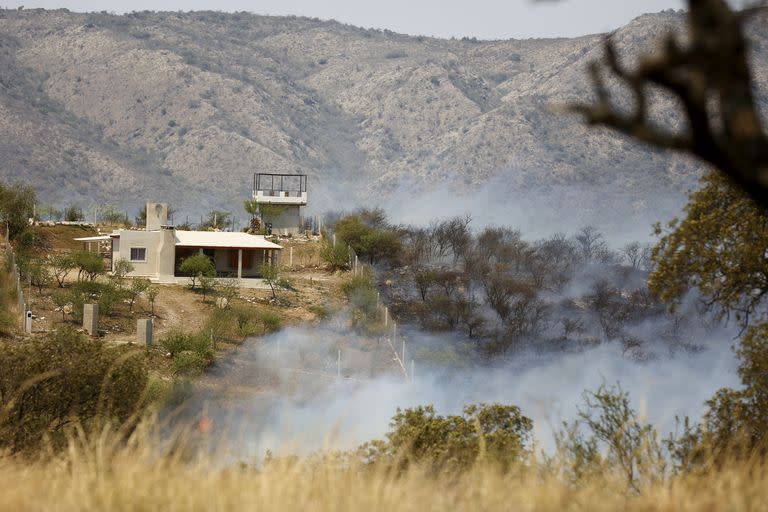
[188, 317, 739, 459]
[181, 168, 736, 461]
[311, 171, 693, 246]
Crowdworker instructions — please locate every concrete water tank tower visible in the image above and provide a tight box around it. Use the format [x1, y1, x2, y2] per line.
[252, 173, 307, 235]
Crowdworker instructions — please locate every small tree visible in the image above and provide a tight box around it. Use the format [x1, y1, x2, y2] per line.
[28, 261, 50, 295]
[127, 278, 150, 312]
[48, 253, 76, 288]
[260, 262, 285, 301]
[199, 274, 217, 303]
[413, 267, 436, 302]
[146, 286, 159, 316]
[216, 279, 239, 308]
[63, 205, 83, 222]
[575, 383, 665, 492]
[179, 254, 215, 290]
[51, 290, 71, 322]
[71, 251, 106, 282]
[112, 259, 135, 285]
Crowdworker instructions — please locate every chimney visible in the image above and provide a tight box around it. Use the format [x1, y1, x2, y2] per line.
[146, 202, 169, 231]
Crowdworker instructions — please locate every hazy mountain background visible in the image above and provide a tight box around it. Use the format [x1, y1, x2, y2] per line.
[0, 7, 765, 226]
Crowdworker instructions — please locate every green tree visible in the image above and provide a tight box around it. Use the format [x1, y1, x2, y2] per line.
[363, 403, 533, 474]
[127, 278, 150, 312]
[201, 209, 231, 230]
[27, 261, 50, 295]
[0, 181, 35, 240]
[649, 171, 768, 327]
[334, 214, 402, 265]
[48, 253, 76, 288]
[63, 204, 83, 222]
[179, 254, 215, 290]
[71, 251, 106, 282]
[260, 262, 285, 301]
[146, 286, 159, 316]
[199, 274, 217, 303]
[243, 199, 259, 219]
[701, 323, 768, 458]
[111, 259, 135, 286]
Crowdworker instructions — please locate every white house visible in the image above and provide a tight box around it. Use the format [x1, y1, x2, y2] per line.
[79, 203, 282, 284]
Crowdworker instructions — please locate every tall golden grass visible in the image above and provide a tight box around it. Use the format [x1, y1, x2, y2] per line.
[0, 421, 766, 512]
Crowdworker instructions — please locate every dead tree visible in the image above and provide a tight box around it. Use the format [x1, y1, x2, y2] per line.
[571, 0, 768, 207]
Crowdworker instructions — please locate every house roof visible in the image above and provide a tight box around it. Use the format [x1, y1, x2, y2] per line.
[73, 235, 112, 242]
[173, 230, 282, 250]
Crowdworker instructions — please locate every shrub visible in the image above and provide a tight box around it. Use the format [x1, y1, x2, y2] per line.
[320, 238, 349, 271]
[96, 281, 126, 316]
[259, 310, 281, 333]
[342, 273, 378, 326]
[161, 331, 189, 357]
[160, 331, 213, 361]
[0, 327, 148, 452]
[205, 306, 281, 342]
[172, 351, 210, 376]
[361, 403, 533, 474]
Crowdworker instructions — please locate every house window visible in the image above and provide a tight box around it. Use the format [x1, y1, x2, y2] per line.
[130, 247, 147, 262]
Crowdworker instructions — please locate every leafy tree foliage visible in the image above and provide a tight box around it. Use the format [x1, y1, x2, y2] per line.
[48, 253, 76, 288]
[0, 181, 35, 240]
[362, 403, 533, 474]
[703, 323, 768, 457]
[71, 251, 106, 282]
[649, 171, 768, 327]
[179, 254, 215, 290]
[334, 213, 402, 266]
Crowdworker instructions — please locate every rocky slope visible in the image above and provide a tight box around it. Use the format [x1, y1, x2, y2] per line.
[0, 8, 765, 222]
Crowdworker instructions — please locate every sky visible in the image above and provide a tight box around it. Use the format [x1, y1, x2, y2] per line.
[6, 0, 687, 39]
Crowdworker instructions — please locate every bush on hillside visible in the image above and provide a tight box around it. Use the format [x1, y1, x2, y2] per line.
[0, 327, 148, 452]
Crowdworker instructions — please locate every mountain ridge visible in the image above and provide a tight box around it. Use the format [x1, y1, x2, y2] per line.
[0, 8, 765, 220]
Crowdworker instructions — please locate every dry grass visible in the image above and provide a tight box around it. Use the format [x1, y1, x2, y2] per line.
[0, 424, 766, 512]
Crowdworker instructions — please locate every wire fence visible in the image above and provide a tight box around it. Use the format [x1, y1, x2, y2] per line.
[3, 239, 27, 330]
[346, 243, 414, 383]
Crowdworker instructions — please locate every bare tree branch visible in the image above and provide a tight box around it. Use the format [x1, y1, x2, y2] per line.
[571, 0, 768, 207]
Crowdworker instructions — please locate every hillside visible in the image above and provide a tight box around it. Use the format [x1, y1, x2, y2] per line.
[0, 8, 766, 220]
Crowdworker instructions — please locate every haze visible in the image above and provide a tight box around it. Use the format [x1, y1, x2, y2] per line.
[8, 0, 685, 39]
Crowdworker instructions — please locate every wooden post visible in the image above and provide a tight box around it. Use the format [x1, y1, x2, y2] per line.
[237, 249, 243, 279]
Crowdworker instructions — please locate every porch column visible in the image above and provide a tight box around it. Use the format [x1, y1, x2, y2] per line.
[237, 249, 243, 279]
